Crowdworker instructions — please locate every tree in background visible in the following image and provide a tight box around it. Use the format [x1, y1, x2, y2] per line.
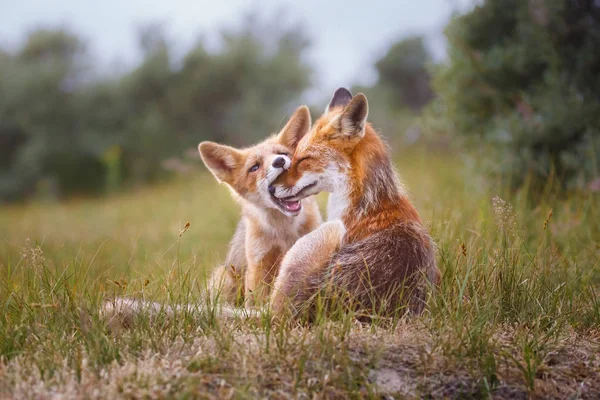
[0, 29, 93, 200]
[351, 35, 434, 150]
[428, 0, 600, 189]
[375, 35, 434, 112]
[0, 16, 312, 201]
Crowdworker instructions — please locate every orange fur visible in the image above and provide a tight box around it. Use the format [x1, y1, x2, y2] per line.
[276, 109, 421, 239]
[271, 90, 439, 316]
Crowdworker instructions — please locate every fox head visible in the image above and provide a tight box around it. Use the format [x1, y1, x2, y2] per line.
[270, 88, 371, 203]
[198, 105, 311, 216]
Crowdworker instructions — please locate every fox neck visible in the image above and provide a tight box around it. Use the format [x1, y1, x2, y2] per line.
[329, 125, 422, 230]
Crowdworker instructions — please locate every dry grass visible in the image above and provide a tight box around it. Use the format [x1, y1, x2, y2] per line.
[1, 148, 599, 399]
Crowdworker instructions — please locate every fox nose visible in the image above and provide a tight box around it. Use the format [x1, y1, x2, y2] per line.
[268, 185, 276, 195]
[272, 157, 286, 169]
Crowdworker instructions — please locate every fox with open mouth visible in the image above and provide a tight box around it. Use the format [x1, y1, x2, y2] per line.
[198, 106, 322, 307]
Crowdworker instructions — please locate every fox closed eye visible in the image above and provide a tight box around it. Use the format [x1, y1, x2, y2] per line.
[295, 156, 312, 166]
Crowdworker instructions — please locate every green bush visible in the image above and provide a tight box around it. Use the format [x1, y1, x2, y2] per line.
[375, 35, 433, 112]
[349, 35, 433, 151]
[427, 0, 600, 189]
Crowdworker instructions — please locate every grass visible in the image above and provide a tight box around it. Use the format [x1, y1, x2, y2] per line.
[1, 147, 599, 398]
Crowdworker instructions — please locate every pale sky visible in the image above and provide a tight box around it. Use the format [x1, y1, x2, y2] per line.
[1, 0, 474, 101]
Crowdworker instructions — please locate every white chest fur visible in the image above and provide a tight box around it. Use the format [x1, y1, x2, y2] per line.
[327, 190, 349, 221]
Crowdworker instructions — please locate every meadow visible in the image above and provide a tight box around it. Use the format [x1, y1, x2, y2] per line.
[0, 147, 599, 399]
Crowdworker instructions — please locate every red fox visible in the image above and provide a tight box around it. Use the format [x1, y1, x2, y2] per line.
[198, 106, 322, 307]
[102, 107, 322, 324]
[268, 88, 440, 316]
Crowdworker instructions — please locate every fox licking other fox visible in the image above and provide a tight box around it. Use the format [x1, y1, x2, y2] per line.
[202, 87, 440, 316]
[269, 88, 440, 316]
[103, 88, 439, 323]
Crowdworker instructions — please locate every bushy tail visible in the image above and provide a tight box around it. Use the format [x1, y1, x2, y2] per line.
[101, 297, 261, 329]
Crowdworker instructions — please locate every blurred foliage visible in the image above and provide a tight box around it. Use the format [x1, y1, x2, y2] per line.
[0, 16, 311, 201]
[375, 35, 434, 111]
[352, 35, 433, 151]
[427, 0, 600, 189]
[5, 1, 599, 200]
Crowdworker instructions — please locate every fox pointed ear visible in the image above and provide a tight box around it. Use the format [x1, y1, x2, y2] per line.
[278, 105, 311, 149]
[340, 93, 369, 138]
[327, 87, 353, 112]
[198, 141, 242, 183]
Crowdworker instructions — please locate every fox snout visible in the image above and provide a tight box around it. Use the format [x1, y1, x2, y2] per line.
[270, 169, 319, 200]
[265, 153, 291, 199]
[267, 155, 291, 194]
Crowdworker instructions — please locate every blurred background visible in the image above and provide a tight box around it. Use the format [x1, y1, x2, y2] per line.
[0, 0, 599, 202]
[2, 3, 600, 394]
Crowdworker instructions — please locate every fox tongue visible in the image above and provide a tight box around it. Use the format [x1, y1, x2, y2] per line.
[282, 200, 301, 212]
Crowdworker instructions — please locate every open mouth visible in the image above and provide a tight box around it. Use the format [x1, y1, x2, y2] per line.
[271, 194, 302, 214]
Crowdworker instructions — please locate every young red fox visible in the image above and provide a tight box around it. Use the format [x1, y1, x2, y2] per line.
[268, 88, 440, 316]
[102, 107, 321, 324]
[198, 106, 322, 307]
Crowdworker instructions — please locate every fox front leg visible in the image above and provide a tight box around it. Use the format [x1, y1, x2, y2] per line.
[270, 220, 346, 316]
